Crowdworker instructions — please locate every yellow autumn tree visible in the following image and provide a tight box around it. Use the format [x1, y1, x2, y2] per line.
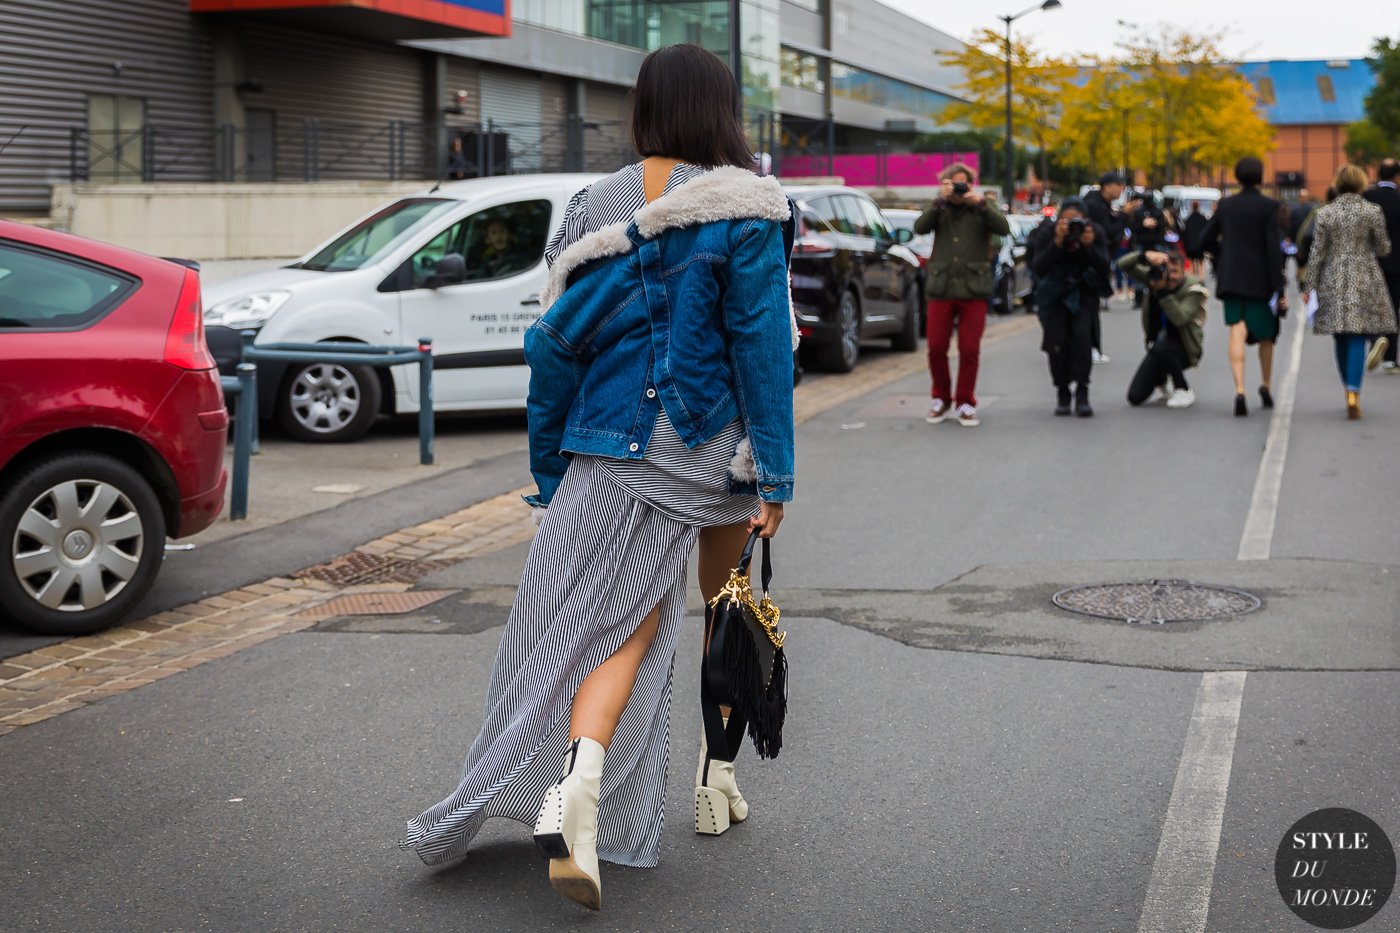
[1113, 24, 1274, 184]
[939, 28, 1076, 178]
[1054, 62, 1157, 177]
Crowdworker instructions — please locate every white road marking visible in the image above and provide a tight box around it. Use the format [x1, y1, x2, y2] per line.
[1137, 671, 1248, 933]
[1238, 311, 1306, 560]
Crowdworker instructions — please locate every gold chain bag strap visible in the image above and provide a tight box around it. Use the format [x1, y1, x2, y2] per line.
[701, 530, 788, 760]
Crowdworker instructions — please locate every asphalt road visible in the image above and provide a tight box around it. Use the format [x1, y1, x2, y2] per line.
[2, 294, 1397, 932]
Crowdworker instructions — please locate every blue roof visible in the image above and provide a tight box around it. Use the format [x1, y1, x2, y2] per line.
[1237, 59, 1375, 125]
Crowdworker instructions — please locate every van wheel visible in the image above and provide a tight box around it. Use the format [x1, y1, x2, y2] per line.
[277, 361, 381, 443]
[0, 453, 166, 635]
[818, 290, 861, 372]
[891, 287, 919, 352]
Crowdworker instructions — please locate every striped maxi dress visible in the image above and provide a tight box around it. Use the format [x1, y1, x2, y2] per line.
[401, 163, 760, 869]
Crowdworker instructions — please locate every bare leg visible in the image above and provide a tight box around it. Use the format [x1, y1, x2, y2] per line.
[1229, 322, 1248, 395]
[570, 605, 660, 747]
[1258, 340, 1275, 390]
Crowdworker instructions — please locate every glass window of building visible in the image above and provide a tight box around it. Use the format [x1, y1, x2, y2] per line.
[830, 63, 956, 119]
[781, 47, 826, 93]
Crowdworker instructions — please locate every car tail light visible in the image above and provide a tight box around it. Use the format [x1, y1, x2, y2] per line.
[165, 269, 216, 370]
[798, 326, 813, 337]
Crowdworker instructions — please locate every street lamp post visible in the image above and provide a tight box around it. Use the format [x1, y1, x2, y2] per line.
[998, 0, 1061, 207]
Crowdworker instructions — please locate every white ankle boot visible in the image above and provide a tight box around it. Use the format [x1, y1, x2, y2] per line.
[695, 726, 748, 835]
[533, 737, 604, 910]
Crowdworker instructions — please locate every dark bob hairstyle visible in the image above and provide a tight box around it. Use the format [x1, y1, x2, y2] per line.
[1234, 156, 1264, 187]
[631, 44, 753, 169]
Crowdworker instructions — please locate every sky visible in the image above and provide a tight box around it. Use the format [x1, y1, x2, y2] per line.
[888, 0, 1384, 62]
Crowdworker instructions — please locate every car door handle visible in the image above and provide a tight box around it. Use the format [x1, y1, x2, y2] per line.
[521, 294, 540, 306]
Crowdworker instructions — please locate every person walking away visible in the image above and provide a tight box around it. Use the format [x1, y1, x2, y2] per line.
[1031, 197, 1112, 416]
[1362, 158, 1400, 372]
[1198, 157, 1287, 416]
[1183, 202, 1208, 277]
[399, 44, 796, 911]
[1296, 187, 1336, 279]
[914, 162, 1010, 427]
[1084, 172, 1125, 361]
[1121, 249, 1208, 408]
[1303, 163, 1393, 419]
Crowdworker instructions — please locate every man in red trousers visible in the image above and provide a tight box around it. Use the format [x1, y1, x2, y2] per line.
[914, 163, 1010, 427]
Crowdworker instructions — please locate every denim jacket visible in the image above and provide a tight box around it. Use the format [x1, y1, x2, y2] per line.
[523, 166, 798, 508]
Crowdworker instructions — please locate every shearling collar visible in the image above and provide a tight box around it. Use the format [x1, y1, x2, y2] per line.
[540, 167, 794, 328]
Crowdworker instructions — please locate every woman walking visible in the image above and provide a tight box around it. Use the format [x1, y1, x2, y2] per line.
[399, 44, 797, 911]
[1304, 164, 1393, 419]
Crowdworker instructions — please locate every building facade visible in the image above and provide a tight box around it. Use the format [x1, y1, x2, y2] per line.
[0, 0, 969, 214]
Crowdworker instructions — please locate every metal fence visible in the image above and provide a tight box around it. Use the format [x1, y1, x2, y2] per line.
[67, 118, 641, 185]
[63, 115, 969, 188]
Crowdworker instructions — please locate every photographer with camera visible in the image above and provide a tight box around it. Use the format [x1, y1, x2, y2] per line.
[913, 162, 1010, 427]
[1120, 249, 1209, 409]
[1031, 197, 1112, 416]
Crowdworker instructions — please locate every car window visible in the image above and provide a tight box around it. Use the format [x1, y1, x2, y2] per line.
[301, 198, 455, 272]
[800, 210, 835, 234]
[0, 241, 136, 329]
[408, 199, 552, 288]
[832, 196, 872, 236]
[856, 198, 893, 240]
[806, 196, 848, 234]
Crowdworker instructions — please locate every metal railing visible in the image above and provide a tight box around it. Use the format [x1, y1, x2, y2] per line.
[221, 336, 436, 522]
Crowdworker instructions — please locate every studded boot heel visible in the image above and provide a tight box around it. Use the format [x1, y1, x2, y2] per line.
[695, 724, 748, 836]
[533, 737, 604, 910]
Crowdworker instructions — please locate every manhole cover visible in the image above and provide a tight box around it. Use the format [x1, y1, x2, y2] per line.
[294, 552, 457, 586]
[1052, 580, 1261, 625]
[298, 590, 458, 619]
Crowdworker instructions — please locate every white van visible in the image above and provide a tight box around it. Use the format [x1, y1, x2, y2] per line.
[1161, 185, 1222, 218]
[203, 174, 603, 442]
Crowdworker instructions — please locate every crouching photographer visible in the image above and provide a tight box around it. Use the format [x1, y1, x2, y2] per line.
[1031, 198, 1112, 416]
[1120, 249, 1209, 409]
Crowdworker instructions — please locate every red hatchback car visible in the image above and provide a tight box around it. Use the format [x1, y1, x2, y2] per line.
[0, 221, 227, 635]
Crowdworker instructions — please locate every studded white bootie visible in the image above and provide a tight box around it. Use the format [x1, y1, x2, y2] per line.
[533, 736, 604, 910]
[695, 724, 748, 835]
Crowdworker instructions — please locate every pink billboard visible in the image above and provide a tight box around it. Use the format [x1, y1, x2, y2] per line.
[779, 152, 981, 186]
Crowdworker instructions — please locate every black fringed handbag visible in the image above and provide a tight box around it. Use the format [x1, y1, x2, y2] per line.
[701, 530, 788, 761]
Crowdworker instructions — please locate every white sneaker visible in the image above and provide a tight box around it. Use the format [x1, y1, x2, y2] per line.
[926, 399, 949, 424]
[1166, 387, 1196, 409]
[1366, 337, 1389, 372]
[1382, 360, 1400, 374]
[1092, 348, 1110, 364]
[956, 403, 980, 427]
[1146, 386, 1168, 405]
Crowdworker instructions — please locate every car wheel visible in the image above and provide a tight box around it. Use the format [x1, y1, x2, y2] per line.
[995, 274, 1013, 315]
[891, 286, 919, 352]
[817, 290, 861, 373]
[0, 453, 166, 635]
[277, 360, 382, 443]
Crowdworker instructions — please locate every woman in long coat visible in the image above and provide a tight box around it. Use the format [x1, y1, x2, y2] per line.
[1306, 164, 1394, 419]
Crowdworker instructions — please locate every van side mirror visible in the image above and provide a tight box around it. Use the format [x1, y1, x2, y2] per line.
[427, 253, 467, 288]
[894, 227, 915, 244]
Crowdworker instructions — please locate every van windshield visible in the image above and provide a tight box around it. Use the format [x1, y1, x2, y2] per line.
[299, 198, 456, 272]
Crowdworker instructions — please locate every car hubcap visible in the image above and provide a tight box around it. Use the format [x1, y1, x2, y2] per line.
[11, 479, 144, 612]
[290, 364, 361, 434]
[840, 296, 859, 366]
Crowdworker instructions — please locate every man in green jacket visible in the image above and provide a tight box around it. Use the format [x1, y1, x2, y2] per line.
[1119, 249, 1209, 409]
[914, 162, 1010, 427]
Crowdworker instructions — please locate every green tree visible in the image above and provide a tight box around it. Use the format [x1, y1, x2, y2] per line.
[1348, 36, 1400, 166]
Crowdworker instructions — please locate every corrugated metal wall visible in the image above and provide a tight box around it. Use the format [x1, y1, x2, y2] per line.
[241, 23, 431, 180]
[479, 69, 542, 172]
[0, 0, 214, 213]
[584, 83, 635, 172]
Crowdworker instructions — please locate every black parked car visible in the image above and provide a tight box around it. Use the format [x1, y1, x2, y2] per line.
[783, 186, 923, 372]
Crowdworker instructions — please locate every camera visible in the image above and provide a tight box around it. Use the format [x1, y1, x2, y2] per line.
[1146, 262, 1167, 285]
[1066, 217, 1086, 240]
[951, 181, 970, 197]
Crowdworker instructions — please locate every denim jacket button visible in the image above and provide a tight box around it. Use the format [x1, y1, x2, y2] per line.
[629, 442, 640, 452]
[761, 485, 775, 492]
[646, 389, 656, 398]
